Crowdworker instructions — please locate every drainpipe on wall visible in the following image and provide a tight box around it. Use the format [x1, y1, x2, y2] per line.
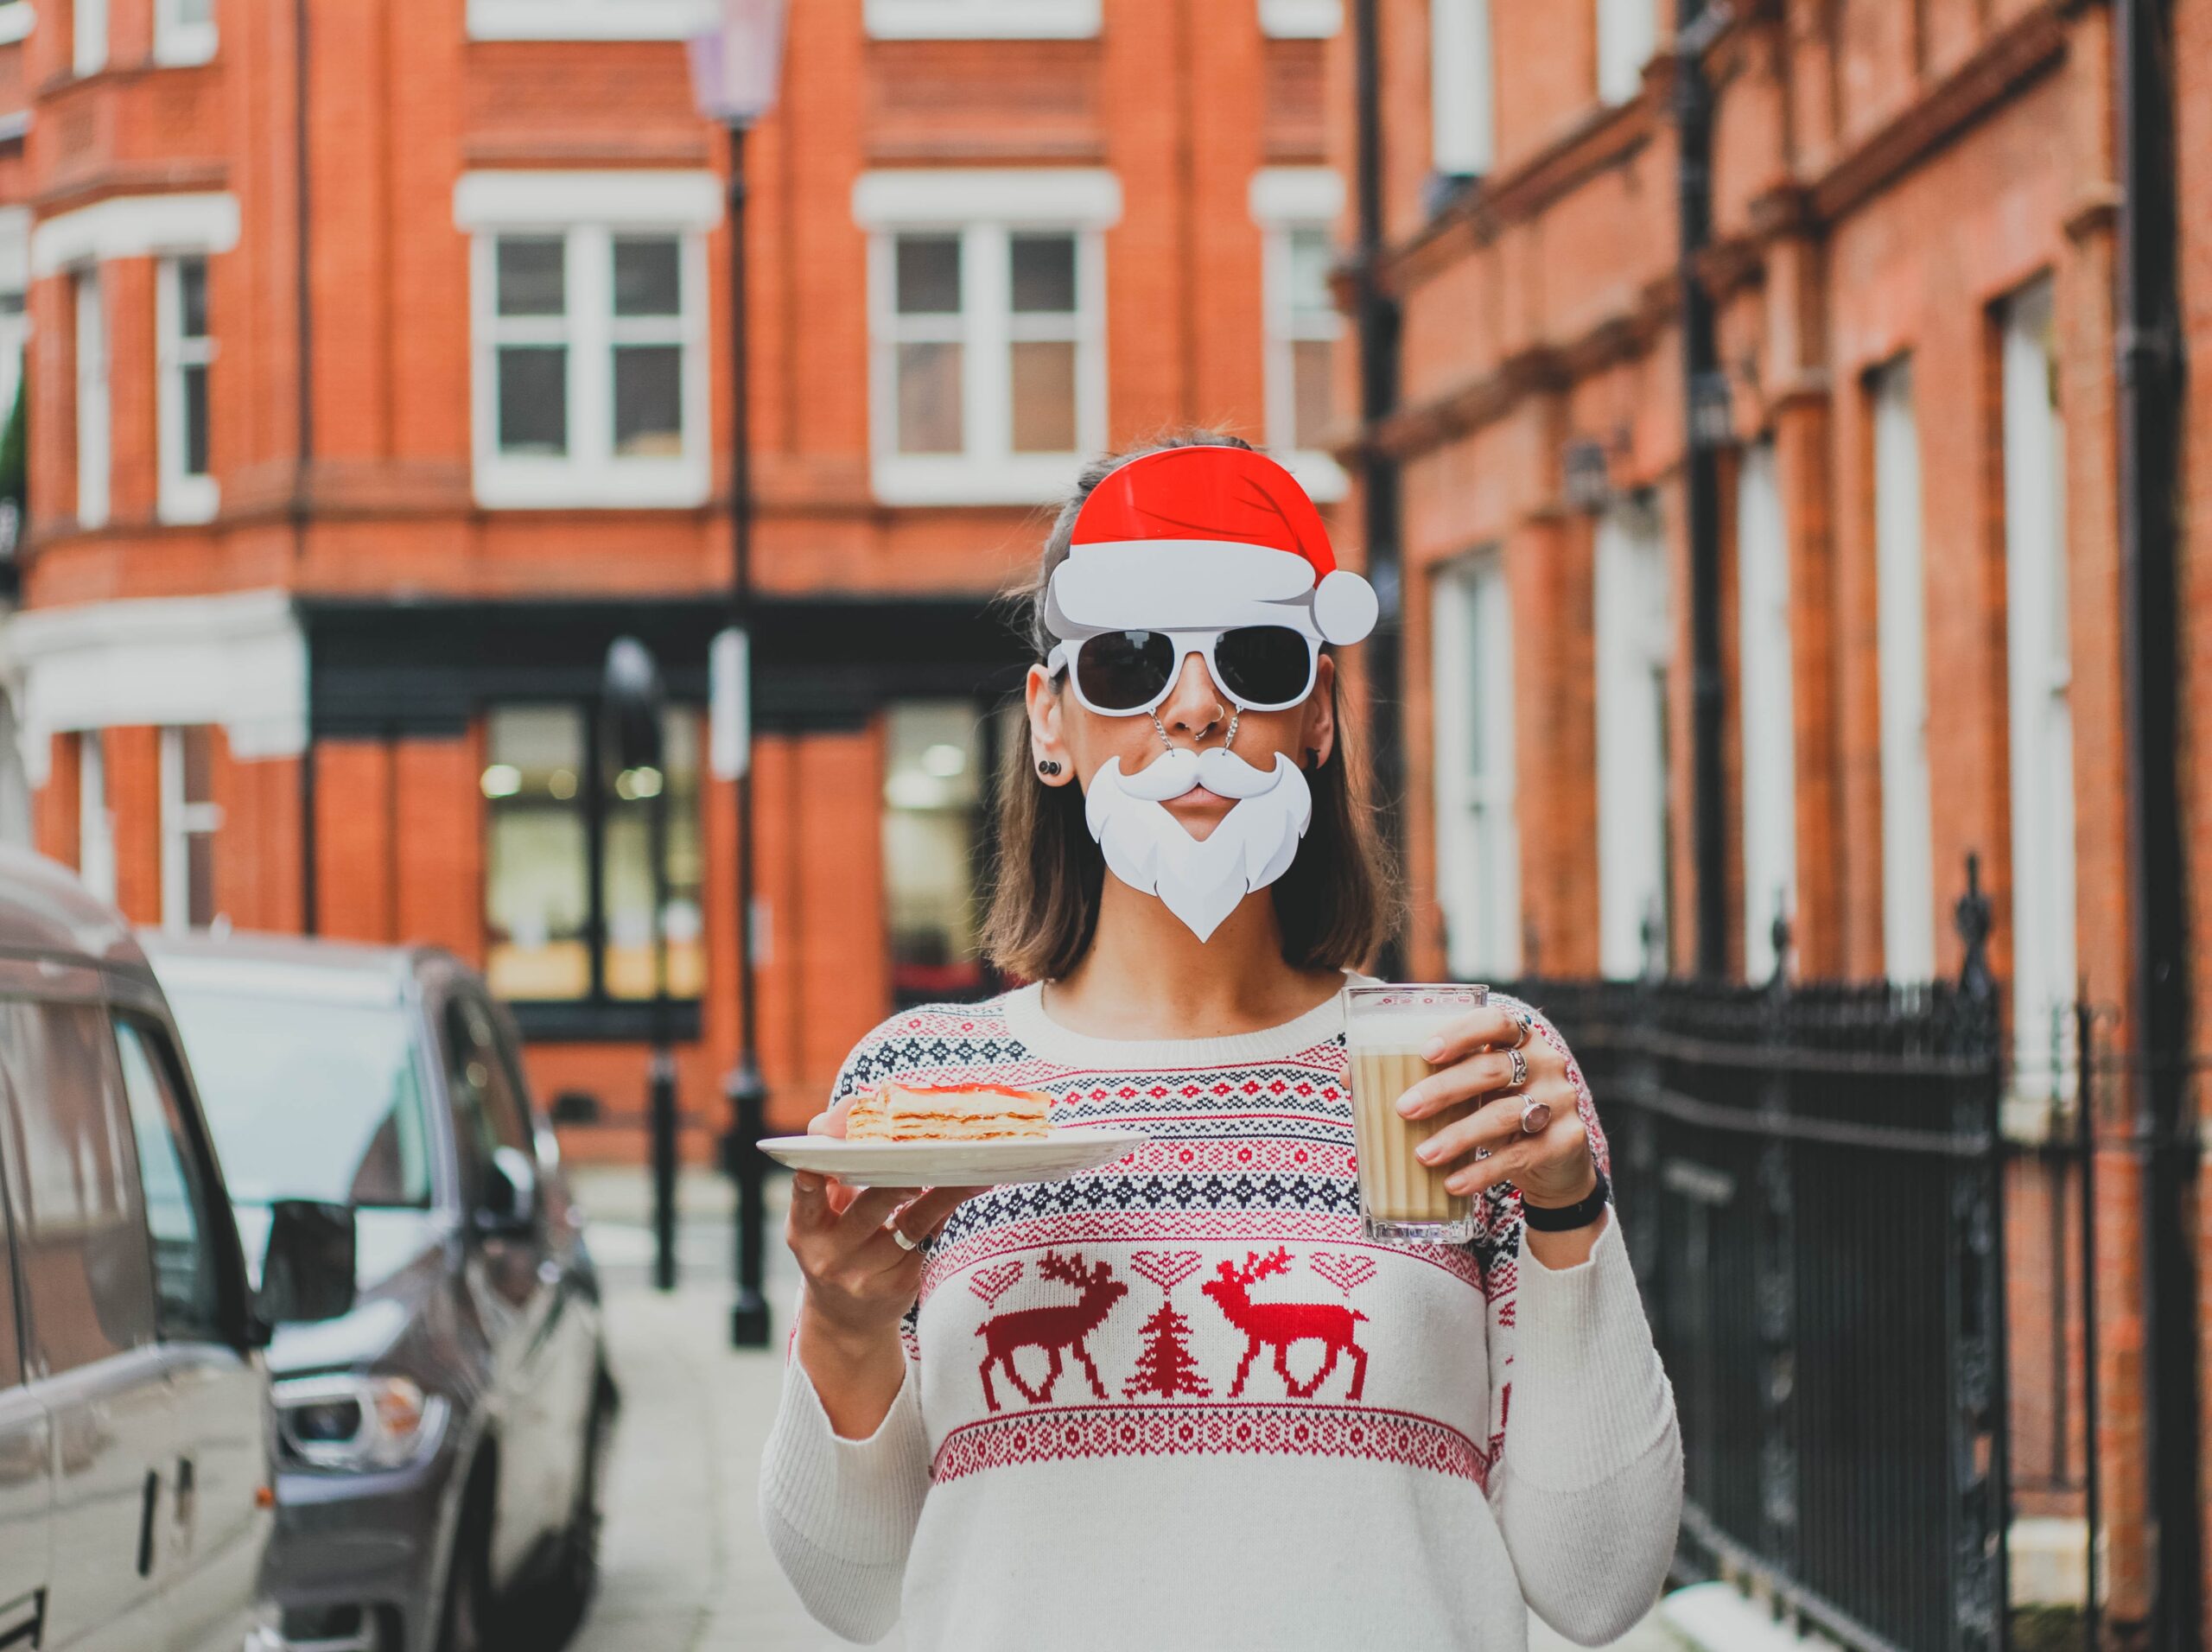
[2113, 1, 2200, 1645]
[293, 0, 318, 935]
[1350, 0, 1405, 969]
[1676, 0, 1728, 981]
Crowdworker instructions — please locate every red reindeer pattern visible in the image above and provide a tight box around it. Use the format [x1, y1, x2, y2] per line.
[1201, 1249, 1370, 1401]
[975, 1249, 1128, 1413]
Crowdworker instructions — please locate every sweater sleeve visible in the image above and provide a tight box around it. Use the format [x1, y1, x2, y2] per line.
[758, 1325, 932, 1645]
[1477, 999, 1681, 1646]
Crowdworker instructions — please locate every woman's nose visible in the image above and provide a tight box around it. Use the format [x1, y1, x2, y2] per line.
[1159, 651, 1229, 743]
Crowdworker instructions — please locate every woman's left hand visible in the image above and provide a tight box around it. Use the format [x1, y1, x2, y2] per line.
[1393, 1003, 1599, 1210]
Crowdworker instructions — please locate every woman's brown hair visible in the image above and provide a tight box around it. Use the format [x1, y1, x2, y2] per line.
[979, 430, 1399, 982]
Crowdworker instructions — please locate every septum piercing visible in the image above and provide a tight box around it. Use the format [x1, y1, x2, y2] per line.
[1149, 708, 1239, 752]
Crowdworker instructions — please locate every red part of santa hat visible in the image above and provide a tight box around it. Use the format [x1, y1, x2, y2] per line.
[1064, 446, 1377, 645]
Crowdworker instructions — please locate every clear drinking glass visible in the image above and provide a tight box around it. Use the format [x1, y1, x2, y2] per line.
[1344, 983, 1488, 1246]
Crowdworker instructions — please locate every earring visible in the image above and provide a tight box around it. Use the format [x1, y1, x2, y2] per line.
[1305, 747, 1322, 771]
[1038, 759, 1064, 778]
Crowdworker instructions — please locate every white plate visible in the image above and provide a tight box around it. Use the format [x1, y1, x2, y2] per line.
[757, 1129, 1148, 1190]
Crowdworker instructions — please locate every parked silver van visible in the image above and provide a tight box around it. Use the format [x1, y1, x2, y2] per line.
[0, 847, 354, 1651]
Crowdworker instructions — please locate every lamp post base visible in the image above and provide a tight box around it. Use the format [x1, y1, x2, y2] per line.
[731, 1291, 772, 1348]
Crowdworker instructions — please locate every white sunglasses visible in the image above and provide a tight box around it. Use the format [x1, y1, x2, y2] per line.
[1046, 625, 1321, 718]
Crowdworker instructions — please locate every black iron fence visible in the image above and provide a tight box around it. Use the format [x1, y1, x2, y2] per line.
[1499, 867, 2075, 1652]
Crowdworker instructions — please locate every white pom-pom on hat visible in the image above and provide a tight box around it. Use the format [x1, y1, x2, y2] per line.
[1313, 569, 1379, 645]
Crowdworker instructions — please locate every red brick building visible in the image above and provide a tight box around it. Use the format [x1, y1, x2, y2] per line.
[1330, 0, 2206, 1636]
[0, 0, 1347, 1151]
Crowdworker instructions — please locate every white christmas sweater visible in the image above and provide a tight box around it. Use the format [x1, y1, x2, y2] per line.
[760, 985, 1681, 1650]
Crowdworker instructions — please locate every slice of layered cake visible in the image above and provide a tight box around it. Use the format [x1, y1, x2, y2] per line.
[844, 1082, 1054, 1142]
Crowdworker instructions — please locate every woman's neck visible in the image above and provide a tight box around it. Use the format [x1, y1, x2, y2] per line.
[1044, 874, 1344, 1042]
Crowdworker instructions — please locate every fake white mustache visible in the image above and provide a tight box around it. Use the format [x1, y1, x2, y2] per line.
[1109, 745, 1290, 803]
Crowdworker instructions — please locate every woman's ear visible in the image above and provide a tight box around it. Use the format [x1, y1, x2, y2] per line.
[1025, 664, 1077, 785]
[1303, 653, 1338, 770]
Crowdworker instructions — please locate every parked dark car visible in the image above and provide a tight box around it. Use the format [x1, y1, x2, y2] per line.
[146, 932, 616, 1652]
[0, 847, 356, 1652]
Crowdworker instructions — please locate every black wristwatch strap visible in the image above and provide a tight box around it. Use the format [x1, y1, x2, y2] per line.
[1521, 1167, 1611, 1232]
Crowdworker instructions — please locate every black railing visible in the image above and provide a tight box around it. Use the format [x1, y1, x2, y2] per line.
[1501, 865, 2021, 1652]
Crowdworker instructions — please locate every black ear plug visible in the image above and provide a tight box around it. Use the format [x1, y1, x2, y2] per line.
[1038, 760, 1064, 777]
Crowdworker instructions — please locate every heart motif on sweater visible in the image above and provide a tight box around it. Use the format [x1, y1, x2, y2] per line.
[1310, 1252, 1377, 1296]
[1131, 1250, 1202, 1293]
[969, 1261, 1025, 1306]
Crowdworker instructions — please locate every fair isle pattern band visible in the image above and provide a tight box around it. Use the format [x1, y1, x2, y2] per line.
[931, 1401, 1492, 1490]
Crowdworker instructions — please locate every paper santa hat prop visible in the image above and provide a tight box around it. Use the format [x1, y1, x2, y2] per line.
[1043, 447, 1378, 645]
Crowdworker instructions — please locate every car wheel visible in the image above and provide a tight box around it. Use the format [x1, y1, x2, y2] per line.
[505, 1370, 614, 1649]
[437, 1467, 495, 1652]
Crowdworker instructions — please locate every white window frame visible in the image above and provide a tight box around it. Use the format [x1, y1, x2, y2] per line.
[72, 0, 103, 74]
[78, 729, 115, 903]
[1250, 168, 1347, 503]
[1433, 551, 1520, 979]
[1595, 494, 1671, 979]
[1737, 437, 1796, 981]
[458, 172, 721, 512]
[2001, 279, 2075, 1095]
[0, 4, 36, 48]
[157, 726, 222, 933]
[73, 268, 108, 531]
[467, 0, 713, 39]
[1430, 0, 1496, 178]
[1595, 0, 1657, 105]
[152, 0, 214, 67]
[855, 169, 1118, 508]
[1873, 357, 1935, 981]
[156, 256, 218, 525]
[864, 0, 1099, 38]
[1259, 0, 1341, 36]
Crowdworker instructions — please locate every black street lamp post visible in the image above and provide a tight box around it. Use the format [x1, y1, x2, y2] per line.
[691, 0, 786, 1349]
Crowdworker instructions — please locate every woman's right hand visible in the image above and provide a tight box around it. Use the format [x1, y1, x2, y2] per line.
[785, 1098, 982, 1435]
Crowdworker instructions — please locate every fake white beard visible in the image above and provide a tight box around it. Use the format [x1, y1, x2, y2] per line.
[1083, 746, 1313, 943]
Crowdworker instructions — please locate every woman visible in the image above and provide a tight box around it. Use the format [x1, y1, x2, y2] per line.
[761, 435, 1681, 1650]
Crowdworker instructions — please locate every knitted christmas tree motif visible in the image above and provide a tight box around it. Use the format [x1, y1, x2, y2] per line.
[1124, 1250, 1211, 1399]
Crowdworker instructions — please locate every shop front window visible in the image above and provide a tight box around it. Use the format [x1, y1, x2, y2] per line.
[484, 702, 702, 1009]
[882, 702, 992, 1007]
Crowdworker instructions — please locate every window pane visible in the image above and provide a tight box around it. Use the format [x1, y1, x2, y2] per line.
[613, 237, 682, 319]
[895, 235, 962, 315]
[1287, 229, 1335, 323]
[1292, 339, 1332, 451]
[496, 237, 566, 317]
[604, 708, 703, 1001]
[175, 0, 213, 23]
[895, 341, 963, 454]
[0, 1001, 157, 1374]
[498, 346, 568, 456]
[613, 345, 683, 458]
[1010, 340, 1077, 454]
[183, 361, 210, 477]
[1010, 233, 1077, 314]
[113, 1020, 221, 1343]
[486, 706, 590, 1001]
[0, 1116, 16, 1383]
[883, 702, 987, 1007]
[164, 985, 431, 1209]
[179, 256, 209, 340]
[442, 998, 531, 1211]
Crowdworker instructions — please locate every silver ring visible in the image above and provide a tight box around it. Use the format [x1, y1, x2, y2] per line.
[1508, 1012, 1534, 1051]
[1505, 1047, 1529, 1093]
[889, 1226, 919, 1252]
[1518, 1097, 1553, 1135]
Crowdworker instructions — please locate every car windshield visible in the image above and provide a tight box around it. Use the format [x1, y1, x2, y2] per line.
[163, 976, 435, 1209]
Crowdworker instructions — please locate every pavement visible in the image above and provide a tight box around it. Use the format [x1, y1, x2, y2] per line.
[563, 1165, 1679, 1652]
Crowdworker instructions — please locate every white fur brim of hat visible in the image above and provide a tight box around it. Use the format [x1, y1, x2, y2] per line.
[1046, 540, 1379, 645]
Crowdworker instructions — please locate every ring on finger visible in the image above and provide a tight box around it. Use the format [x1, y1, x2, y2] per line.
[1506, 1011, 1534, 1051]
[889, 1225, 919, 1252]
[1518, 1096, 1553, 1135]
[1503, 1046, 1529, 1093]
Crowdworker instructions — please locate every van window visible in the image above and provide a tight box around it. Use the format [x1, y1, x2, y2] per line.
[0, 1001, 158, 1375]
[113, 1019, 225, 1344]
